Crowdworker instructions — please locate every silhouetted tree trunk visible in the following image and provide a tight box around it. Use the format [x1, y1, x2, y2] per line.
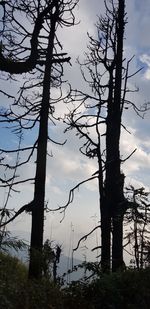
[28, 13, 56, 278]
[106, 0, 125, 271]
[64, 0, 131, 273]
[0, 0, 77, 279]
[100, 199, 111, 272]
[98, 147, 111, 272]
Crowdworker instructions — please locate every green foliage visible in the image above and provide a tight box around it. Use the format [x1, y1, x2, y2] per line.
[0, 253, 150, 308]
[0, 252, 63, 309]
[62, 261, 101, 284]
[0, 206, 27, 254]
[0, 252, 27, 309]
[25, 279, 64, 309]
[63, 268, 150, 309]
[0, 231, 27, 253]
[42, 239, 55, 278]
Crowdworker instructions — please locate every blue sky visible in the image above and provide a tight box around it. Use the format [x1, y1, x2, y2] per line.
[0, 0, 150, 264]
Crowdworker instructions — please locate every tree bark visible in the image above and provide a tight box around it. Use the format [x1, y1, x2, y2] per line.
[111, 0, 125, 272]
[101, 201, 111, 272]
[112, 215, 124, 271]
[28, 13, 57, 279]
[97, 135, 111, 272]
[104, 0, 125, 272]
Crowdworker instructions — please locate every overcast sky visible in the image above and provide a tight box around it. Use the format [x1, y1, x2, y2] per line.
[0, 0, 150, 264]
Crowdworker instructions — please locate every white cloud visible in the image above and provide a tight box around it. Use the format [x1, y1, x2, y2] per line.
[121, 126, 150, 187]
[47, 140, 97, 188]
[140, 54, 150, 67]
[139, 54, 150, 80]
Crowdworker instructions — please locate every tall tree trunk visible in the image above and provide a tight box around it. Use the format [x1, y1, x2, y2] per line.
[105, 0, 125, 272]
[101, 201, 111, 272]
[134, 215, 140, 270]
[98, 158, 111, 272]
[97, 134, 111, 272]
[111, 0, 125, 272]
[112, 215, 124, 271]
[28, 14, 56, 279]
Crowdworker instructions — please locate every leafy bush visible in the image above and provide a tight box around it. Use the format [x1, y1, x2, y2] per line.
[0, 231, 27, 253]
[63, 268, 150, 309]
[0, 254, 150, 309]
[0, 252, 27, 308]
[0, 252, 63, 309]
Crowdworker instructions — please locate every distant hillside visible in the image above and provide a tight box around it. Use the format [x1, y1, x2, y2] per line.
[10, 247, 87, 282]
[58, 254, 86, 282]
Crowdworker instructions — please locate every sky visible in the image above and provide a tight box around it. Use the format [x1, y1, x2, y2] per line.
[0, 0, 150, 265]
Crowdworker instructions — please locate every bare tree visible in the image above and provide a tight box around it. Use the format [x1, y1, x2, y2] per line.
[62, 0, 146, 272]
[0, 0, 78, 279]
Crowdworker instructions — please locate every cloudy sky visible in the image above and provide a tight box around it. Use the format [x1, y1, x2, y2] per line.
[0, 0, 150, 264]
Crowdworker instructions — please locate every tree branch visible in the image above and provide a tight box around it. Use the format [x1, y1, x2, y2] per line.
[49, 176, 98, 222]
[0, 1, 61, 74]
[73, 225, 101, 252]
[0, 200, 35, 227]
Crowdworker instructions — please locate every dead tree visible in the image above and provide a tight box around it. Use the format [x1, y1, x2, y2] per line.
[63, 0, 145, 272]
[0, 0, 78, 279]
[107, 0, 125, 272]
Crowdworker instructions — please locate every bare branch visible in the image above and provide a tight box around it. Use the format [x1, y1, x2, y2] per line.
[121, 148, 137, 163]
[0, 178, 34, 188]
[49, 176, 98, 222]
[73, 225, 101, 252]
[0, 1, 57, 73]
[0, 146, 36, 154]
[0, 89, 15, 99]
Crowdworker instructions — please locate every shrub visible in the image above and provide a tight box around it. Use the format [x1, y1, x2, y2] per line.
[0, 253, 150, 309]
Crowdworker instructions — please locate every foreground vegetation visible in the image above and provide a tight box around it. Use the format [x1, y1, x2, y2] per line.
[0, 252, 150, 309]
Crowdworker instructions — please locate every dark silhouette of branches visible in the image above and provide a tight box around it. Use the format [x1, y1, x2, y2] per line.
[0, 0, 71, 74]
[124, 186, 150, 269]
[73, 225, 101, 252]
[0, 200, 34, 228]
[0, 0, 79, 279]
[49, 176, 98, 222]
[63, 0, 148, 272]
